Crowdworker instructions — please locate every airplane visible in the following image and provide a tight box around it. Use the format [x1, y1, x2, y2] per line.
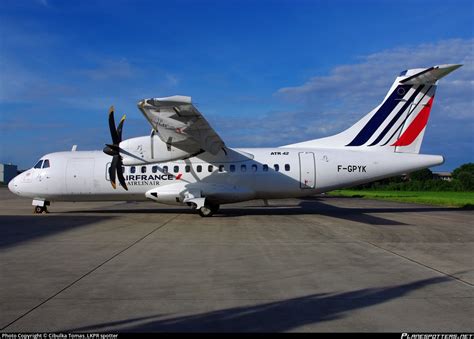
[8, 64, 461, 217]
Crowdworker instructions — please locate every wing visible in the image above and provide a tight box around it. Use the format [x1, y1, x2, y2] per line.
[137, 95, 226, 155]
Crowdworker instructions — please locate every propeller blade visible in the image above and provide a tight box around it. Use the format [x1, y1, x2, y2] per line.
[105, 143, 121, 154]
[108, 106, 120, 145]
[117, 114, 126, 142]
[105, 106, 127, 190]
[116, 157, 128, 191]
[103, 145, 116, 156]
[109, 155, 119, 189]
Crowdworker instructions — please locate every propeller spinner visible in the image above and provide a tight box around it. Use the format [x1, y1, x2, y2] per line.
[103, 106, 128, 190]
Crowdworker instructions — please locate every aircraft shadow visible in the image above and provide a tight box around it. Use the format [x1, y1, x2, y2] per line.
[59, 197, 462, 226]
[0, 215, 115, 249]
[64, 275, 450, 332]
[217, 201, 456, 225]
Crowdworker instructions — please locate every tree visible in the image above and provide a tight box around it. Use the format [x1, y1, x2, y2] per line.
[457, 172, 474, 191]
[409, 168, 433, 182]
[452, 163, 474, 191]
[452, 163, 474, 179]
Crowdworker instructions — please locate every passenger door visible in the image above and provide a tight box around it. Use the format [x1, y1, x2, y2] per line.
[298, 152, 316, 189]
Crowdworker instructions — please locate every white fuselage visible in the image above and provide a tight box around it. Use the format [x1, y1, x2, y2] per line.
[8, 65, 460, 213]
[8, 146, 443, 205]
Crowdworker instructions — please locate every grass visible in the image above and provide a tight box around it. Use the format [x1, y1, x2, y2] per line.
[328, 190, 474, 208]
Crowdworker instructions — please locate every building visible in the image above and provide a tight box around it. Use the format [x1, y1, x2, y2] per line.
[433, 171, 453, 181]
[0, 163, 18, 184]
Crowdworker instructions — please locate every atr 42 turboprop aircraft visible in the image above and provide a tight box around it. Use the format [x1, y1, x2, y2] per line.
[9, 64, 461, 216]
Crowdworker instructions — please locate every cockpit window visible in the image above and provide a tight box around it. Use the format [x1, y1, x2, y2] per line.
[34, 160, 43, 169]
[43, 159, 50, 168]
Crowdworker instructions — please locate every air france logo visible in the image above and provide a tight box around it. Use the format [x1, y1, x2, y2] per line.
[120, 173, 182, 186]
[106, 163, 183, 186]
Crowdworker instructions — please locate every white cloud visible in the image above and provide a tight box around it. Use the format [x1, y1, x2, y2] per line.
[277, 39, 473, 116]
[274, 38, 473, 133]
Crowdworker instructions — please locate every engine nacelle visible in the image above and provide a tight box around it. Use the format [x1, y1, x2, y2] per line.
[145, 182, 256, 207]
[119, 135, 198, 165]
[145, 183, 188, 206]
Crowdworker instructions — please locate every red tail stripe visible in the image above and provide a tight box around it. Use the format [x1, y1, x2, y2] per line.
[392, 97, 434, 147]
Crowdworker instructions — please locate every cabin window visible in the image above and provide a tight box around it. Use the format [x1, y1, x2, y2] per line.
[197, 165, 202, 173]
[208, 165, 213, 172]
[174, 165, 179, 173]
[285, 164, 290, 171]
[241, 164, 247, 172]
[152, 166, 158, 173]
[274, 164, 279, 172]
[185, 165, 191, 173]
[252, 164, 257, 172]
[163, 166, 168, 174]
[141, 166, 147, 174]
[130, 166, 136, 174]
[122, 166, 125, 173]
[230, 164, 236, 172]
[34, 160, 43, 169]
[219, 165, 225, 172]
[42, 159, 50, 168]
[263, 164, 268, 172]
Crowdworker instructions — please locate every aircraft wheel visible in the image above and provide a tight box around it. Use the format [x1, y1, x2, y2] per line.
[34, 206, 45, 214]
[198, 205, 215, 217]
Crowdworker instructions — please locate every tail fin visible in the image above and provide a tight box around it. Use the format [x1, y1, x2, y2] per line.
[283, 64, 462, 153]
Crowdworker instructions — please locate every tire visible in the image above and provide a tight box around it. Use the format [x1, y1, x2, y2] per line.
[198, 205, 214, 217]
[34, 206, 44, 214]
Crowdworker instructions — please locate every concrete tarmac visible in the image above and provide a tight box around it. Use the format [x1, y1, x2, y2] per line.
[0, 187, 472, 332]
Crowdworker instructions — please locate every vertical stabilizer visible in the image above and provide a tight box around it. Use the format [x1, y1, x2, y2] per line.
[282, 64, 462, 153]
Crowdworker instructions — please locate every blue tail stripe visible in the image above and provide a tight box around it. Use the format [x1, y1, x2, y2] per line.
[368, 85, 424, 146]
[380, 85, 433, 147]
[346, 84, 412, 146]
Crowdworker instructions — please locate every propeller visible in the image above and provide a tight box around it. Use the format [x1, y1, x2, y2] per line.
[103, 106, 128, 190]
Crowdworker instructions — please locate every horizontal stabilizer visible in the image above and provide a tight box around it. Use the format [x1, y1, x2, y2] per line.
[400, 64, 462, 85]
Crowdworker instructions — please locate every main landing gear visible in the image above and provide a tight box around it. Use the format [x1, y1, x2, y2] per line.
[33, 200, 50, 214]
[198, 203, 220, 217]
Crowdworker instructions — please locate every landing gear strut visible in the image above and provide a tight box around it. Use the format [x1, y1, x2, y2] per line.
[198, 203, 220, 217]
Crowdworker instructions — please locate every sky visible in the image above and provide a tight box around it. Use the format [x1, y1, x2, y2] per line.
[0, 0, 473, 170]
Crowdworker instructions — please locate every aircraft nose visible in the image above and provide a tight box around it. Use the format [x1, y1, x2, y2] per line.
[8, 176, 20, 195]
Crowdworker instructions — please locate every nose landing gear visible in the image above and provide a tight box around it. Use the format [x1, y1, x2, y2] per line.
[34, 206, 48, 214]
[32, 200, 50, 214]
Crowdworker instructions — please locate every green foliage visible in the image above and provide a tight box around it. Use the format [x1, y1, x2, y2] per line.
[451, 163, 474, 191]
[329, 190, 474, 208]
[457, 172, 474, 191]
[350, 162, 473, 192]
[409, 168, 433, 181]
[452, 163, 474, 179]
